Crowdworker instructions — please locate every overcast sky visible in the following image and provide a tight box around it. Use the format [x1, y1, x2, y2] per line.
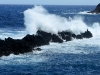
[0, 0, 99, 5]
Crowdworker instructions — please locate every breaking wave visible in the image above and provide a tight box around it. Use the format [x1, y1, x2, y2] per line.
[24, 5, 100, 38]
[24, 6, 88, 35]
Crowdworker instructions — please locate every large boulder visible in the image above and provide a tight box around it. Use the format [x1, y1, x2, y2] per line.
[88, 3, 100, 14]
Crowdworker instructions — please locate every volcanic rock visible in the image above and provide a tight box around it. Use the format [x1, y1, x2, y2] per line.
[81, 29, 93, 38]
[0, 29, 93, 57]
[51, 34, 63, 43]
[88, 3, 100, 14]
[76, 34, 83, 39]
[66, 35, 72, 41]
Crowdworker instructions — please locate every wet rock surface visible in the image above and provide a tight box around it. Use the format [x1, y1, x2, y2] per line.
[0, 29, 93, 57]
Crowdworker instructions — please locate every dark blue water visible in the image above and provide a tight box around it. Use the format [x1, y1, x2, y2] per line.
[0, 5, 100, 75]
[0, 5, 99, 28]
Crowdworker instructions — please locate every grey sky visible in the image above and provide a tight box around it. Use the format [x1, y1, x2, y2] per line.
[0, 0, 99, 5]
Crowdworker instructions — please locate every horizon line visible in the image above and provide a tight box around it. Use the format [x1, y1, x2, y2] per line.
[0, 4, 97, 6]
[0, 4, 96, 6]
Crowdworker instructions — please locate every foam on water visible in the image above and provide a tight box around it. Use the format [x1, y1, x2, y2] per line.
[61, 11, 98, 15]
[89, 22, 100, 37]
[0, 51, 47, 65]
[78, 11, 97, 15]
[40, 38, 100, 54]
[0, 5, 100, 65]
[0, 30, 26, 39]
[1, 36, 100, 65]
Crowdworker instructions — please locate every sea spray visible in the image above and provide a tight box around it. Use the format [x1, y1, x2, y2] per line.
[89, 22, 100, 37]
[24, 5, 88, 35]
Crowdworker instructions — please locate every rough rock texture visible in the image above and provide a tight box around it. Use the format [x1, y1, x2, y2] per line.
[0, 29, 93, 57]
[88, 3, 100, 14]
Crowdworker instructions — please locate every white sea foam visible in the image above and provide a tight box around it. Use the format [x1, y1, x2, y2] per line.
[0, 29, 26, 39]
[24, 6, 88, 35]
[79, 11, 90, 14]
[40, 37, 100, 54]
[62, 12, 77, 14]
[0, 51, 47, 65]
[89, 22, 100, 37]
[78, 11, 97, 15]
[62, 11, 98, 15]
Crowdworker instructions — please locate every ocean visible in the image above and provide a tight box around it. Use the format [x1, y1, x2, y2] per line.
[0, 5, 100, 75]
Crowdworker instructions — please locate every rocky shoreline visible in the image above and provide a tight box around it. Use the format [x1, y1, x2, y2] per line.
[0, 29, 92, 57]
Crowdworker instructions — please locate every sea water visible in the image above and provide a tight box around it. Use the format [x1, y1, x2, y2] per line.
[0, 5, 100, 75]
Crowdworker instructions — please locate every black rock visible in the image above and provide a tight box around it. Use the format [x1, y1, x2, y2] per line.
[76, 34, 83, 39]
[72, 34, 76, 38]
[0, 29, 93, 57]
[66, 35, 72, 41]
[51, 34, 63, 43]
[58, 31, 72, 40]
[81, 29, 93, 38]
[88, 3, 100, 14]
[37, 30, 52, 42]
[58, 32, 66, 40]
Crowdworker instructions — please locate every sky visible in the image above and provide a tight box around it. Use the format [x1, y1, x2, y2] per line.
[0, 0, 99, 5]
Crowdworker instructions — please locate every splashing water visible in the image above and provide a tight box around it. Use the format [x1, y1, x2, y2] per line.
[24, 6, 89, 35]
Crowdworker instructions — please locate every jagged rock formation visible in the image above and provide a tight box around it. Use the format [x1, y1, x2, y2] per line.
[0, 29, 92, 57]
[88, 3, 100, 14]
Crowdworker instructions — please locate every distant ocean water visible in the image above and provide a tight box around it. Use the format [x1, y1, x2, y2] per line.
[0, 5, 100, 75]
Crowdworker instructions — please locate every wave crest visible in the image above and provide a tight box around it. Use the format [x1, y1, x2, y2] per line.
[24, 6, 88, 35]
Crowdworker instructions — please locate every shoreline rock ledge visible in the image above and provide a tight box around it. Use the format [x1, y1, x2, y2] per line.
[88, 3, 100, 14]
[0, 29, 93, 57]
